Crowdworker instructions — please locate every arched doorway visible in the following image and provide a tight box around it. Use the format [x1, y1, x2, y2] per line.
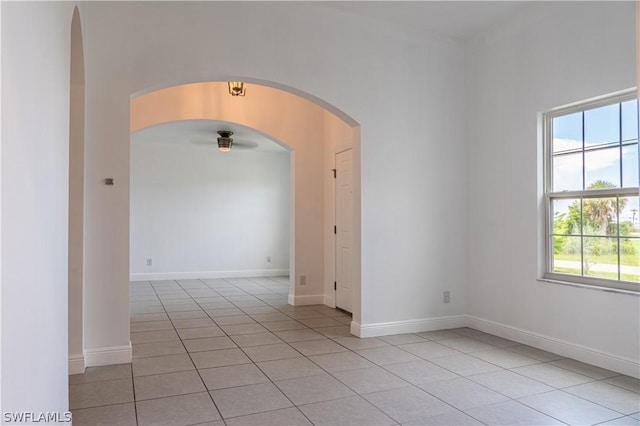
[129, 81, 361, 327]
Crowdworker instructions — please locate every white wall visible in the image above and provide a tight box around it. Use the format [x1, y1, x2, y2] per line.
[82, 1, 469, 354]
[466, 2, 639, 376]
[1, 1, 74, 413]
[130, 140, 290, 279]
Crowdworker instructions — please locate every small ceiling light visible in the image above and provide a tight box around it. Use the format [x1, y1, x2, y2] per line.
[228, 81, 246, 97]
[217, 130, 233, 152]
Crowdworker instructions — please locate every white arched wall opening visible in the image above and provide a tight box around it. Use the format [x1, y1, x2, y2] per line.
[130, 81, 361, 326]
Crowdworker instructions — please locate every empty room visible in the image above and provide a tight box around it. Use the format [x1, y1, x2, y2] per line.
[1, 1, 639, 425]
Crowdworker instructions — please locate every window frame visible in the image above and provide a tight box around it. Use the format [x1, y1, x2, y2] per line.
[543, 89, 639, 293]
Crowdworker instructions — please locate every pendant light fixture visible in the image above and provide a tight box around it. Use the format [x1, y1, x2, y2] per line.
[217, 131, 233, 152]
[228, 81, 246, 97]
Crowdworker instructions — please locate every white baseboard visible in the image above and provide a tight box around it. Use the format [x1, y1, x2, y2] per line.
[130, 269, 289, 281]
[287, 293, 325, 306]
[68, 353, 85, 375]
[467, 315, 640, 378]
[84, 343, 132, 367]
[351, 315, 467, 338]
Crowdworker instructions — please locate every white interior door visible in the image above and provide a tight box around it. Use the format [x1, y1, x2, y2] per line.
[335, 149, 353, 313]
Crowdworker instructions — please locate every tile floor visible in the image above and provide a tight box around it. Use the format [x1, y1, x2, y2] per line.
[69, 277, 640, 426]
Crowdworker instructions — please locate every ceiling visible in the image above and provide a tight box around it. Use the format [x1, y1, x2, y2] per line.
[131, 120, 288, 153]
[320, 1, 529, 41]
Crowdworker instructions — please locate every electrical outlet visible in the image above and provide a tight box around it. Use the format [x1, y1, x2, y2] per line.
[300, 275, 307, 286]
[267, 256, 271, 263]
[146, 258, 152, 267]
[443, 291, 450, 304]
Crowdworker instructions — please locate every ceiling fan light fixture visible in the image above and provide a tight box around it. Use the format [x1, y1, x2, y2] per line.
[217, 130, 234, 152]
[228, 81, 246, 97]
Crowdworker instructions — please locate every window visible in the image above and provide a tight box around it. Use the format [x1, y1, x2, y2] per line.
[544, 90, 639, 292]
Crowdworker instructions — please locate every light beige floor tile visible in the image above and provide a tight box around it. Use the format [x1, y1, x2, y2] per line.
[465, 400, 564, 425]
[220, 323, 268, 335]
[130, 313, 169, 323]
[177, 326, 225, 340]
[289, 338, 348, 356]
[171, 317, 216, 329]
[378, 333, 427, 345]
[225, 407, 311, 426]
[167, 310, 208, 320]
[136, 392, 220, 426]
[274, 329, 325, 342]
[183, 336, 237, 352]
[564, 381, 640, 414]
[298, 317, 344, 328]
[258, 356, 324, 381]
[550, 358, 620, 380]
[200, 363, 269, 390]
[332, 366, 409, 394]
[241, 343, 303, 362]
[384, 360, 458, 385]
[262, 320, 308, 332]
[403, 410, 483, 425]
[133, 340, 186, 358]
[506, 345, 564, 362]
[598, 416, 640, 425]
[437, 337, 496, 353]
[134, 370, 206, 400]
[356, 346, 420, 366]
[606, 376, 640, 393]
[213, 315, 257, 325]
[69, 364, 132, 385]
[210, 383, 292, 418]
[512, 363, 594, 388]
[230, 332, 283, 347]
[363, 386, 454, 424]
[333, 336, 390, 351]
[248, 312, 292, 322]
[519, 390, 620, 425]
[419, 377, 508, 410]
[397, 341, 460, 360]
[313, 325, 352, 337]
[416, 330, 467, 341]
[70, 378, 134, 409]
[190, 348, 252, 369]
[275, 373, 355, 405]
[132, 353, 194, 377]
[71, 402, 136, 426]
[430, 353, 503, 376]
[308, 351, 376, 372]
[468, 370, 554, 398]
[298, 395, 395, 426]
[470, 348, 540, 369]
[131, 329, 179, 344]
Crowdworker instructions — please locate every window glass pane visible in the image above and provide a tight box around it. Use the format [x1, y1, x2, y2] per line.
[622, 144, 639, 188]
[553, 112, 582, 153]
[552, 198, 581, 235]
[620, 237, 639, 283]
[619, 196, 639, 233]
[582, 196, 619, 236]
[552, 236, 581, 276]
[620, 196, 639, 283]
[583, 237, 618, 280]
[621, 99, 638, 142]
[585, 147, 620, 189]
[585, 103, 620, 146]
[552, 153, 582, 191]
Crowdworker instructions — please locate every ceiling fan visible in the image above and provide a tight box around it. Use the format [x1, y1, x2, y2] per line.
[191, 130, 259, 152]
